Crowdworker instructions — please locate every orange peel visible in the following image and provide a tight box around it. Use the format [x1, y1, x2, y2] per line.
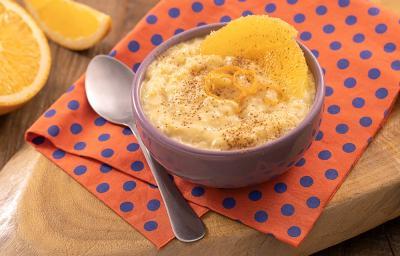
[204, 67, 243, 103]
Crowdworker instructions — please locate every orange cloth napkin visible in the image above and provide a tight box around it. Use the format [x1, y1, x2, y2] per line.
[26, 0, 399, 249]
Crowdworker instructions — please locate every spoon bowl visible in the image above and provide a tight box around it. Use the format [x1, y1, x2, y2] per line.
[85, 56, 134, 126]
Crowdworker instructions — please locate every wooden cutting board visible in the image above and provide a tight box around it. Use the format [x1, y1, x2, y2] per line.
[0, 98, 399, 256]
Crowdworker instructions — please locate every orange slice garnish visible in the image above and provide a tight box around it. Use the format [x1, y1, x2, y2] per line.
[201, 15, 308, 100]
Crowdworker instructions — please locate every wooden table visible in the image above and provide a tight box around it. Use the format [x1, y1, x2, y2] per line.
[0, 1, 399, 255]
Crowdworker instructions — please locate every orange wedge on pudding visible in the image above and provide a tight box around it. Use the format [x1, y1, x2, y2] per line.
[201, 15, 309, 99]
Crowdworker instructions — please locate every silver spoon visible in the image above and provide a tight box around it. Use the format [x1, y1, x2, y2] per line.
[85, 55, 205, 242]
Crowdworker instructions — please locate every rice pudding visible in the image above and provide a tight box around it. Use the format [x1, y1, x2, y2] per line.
[140, 38, 315, 150]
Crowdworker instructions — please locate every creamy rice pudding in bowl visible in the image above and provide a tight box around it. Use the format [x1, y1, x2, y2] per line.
[132, 17, 324, 188]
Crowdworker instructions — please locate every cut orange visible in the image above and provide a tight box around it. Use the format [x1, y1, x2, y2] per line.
[201, 15, 308, 99]
[23, 0, 111, 50]
[0, 0, 51, 115]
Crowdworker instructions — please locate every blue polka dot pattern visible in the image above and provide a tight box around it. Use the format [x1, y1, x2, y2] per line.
[191, 2, 203, 12]
[337, 58, 349, 69]
[44, 109, 56, 118]
[254, 210, 268, 223]
[344, 77, 357, 88]
[336, 123, 349, 134]
[123, 181, 136, 191]
[353, 33, 365, 43]
[316, 5, 327, 15]
[127, 143, 139, 152]
[144, 221, 158, 231]
[74, 142, 86, 151]
[174, 28, 184, 34]
[384, 42, 396, 53]
[131, 161, 144, 171]
[214, 0, 224, 6]
[288, 226, 301, 237]
[146, 15, 157, 24]
[147, 199, 161, 211]
[375, 88, 388, 99]
[368, 7, 380, 16]
[300, 176, 313, 187]
[74, 165, 87, 176]
[294, 13, 305, 23]
[242, 10, 253, 16]
[274, 182, 287, 193]
[323, 24, 335, 33]
[98, 133, 111, 141]
[281, 204, 295, 216]
[343, 143, 356, 153]
[120, 202, 134, 212]
[287, 0, 297, 4]
[311, 49, 319, 58]
[220, 15, 231, 22]
[330, 41, 341, 50]
[325, 86, 333, 96]
[315, 131, 323, 141]
[264, 3, 276, 13]
[300, 31, 312, 41]
[101, 148, 114, 158]
[338, 0, 350, 8]
[360, 50, 372, 59]
[345, 15, 357, 25]
[287, 161, 295, 167]
[318, 150, 332, 160]
[96, 183, 110, 193]
[48, 125, 60, 137]
[122, 127, 133, 135]
[222, 197, 236, 209]
[391, 60, 400, 70]
[133, 63, 141, 72]
[327, 105, 340, 114]
[100, 163, 112, 173]
[168, 7, 180, 18]
[325, 169, 339, 180]
[151, 34, 163, 46]
[128, 41, 140, 52]
[52, 149, 65, 159]
[70, 123, 82, 134]
[306, 196, 320, 208]
[360, 116, 372, 127]
[368, 68, 381, 79]
[375, 23, 387, 34]
[352, 97, 365, 108]
[192, 186, 205, 197]
[68, 100, 80, 110]
[109, 50, 117, 57]
[295, 158, 306, 167]
[94, 117, 106, 126]
[248, 190, 262, 201]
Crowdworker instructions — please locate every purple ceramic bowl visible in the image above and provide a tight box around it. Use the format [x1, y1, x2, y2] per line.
[132, 23, 324, 188]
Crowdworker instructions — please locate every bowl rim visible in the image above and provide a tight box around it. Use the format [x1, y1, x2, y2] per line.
[132, 23, 325, 156]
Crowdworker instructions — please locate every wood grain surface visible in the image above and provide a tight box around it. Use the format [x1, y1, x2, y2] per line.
[0, 0, 399, 255]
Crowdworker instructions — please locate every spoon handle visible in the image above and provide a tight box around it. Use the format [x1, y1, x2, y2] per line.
[128, 124, 206, 242]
